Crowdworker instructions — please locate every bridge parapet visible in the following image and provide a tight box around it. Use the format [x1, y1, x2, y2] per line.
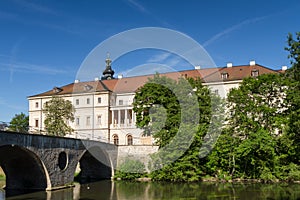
[0, 131, 117, 191]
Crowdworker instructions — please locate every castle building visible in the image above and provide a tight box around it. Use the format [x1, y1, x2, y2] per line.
[28, 58, 284, 145]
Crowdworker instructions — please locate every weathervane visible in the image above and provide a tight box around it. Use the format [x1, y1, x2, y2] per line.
[105, 52, 111, 66]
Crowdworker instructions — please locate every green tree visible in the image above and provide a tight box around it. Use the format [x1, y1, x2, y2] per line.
[221, 73, 290, 180]
[206, 128, 239, 180]
[285, 32, 300, 164]
[285, 32, 300, 81]
[133, 74, 224, 181]
[133, 74, 181, 147]
[43, 96, 75, 136]
[227, 73, 289, 138]
[8, 112, 29, 133]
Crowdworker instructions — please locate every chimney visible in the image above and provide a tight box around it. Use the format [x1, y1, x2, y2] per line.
[74, 79, 80, 83]
[118, 74, 123, 79]
[194, 65, 201, 70]
[226, 62, 233, 68]
[94, 77, 99, 81]
[282, 66, 288, 71]
[249, 60, 256, 66]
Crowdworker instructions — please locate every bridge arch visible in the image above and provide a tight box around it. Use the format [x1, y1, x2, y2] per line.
[76, 145, 112, 183]
[0, 145, 50, 191]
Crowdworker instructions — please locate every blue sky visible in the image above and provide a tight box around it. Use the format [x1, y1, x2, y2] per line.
[0, 0, 299, 122]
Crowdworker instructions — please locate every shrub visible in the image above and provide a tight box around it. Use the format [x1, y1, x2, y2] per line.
[114, 159, 146, 180]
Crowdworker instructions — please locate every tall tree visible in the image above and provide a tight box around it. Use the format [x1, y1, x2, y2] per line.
[8, 112, 29, 133]
[221, 73, 290, 179]
[227, 73, 289, 138]
[285, 32, 300, 163]
[133, 74, 224, 181]
[43, 96, 75, 136]
[285, 32, 300, 81]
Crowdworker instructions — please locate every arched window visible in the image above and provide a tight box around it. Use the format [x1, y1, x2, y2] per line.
[127, 135, 133, 145]
[113, 134, 119, 145]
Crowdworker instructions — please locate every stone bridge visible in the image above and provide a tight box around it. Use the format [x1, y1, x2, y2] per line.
[0, 130, 117, 191]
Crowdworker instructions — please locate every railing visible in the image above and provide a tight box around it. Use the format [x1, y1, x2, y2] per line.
[110, 123, 136, 128]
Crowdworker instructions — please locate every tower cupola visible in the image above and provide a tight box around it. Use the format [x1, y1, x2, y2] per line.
[101, 53, 115, 80]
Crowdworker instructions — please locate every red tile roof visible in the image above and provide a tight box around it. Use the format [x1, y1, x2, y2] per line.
[29, 80, 110, 97]
[202, 64, 279, 83]
[29, 64, 280, 97]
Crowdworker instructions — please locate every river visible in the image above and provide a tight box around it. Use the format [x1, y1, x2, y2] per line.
[1, 180, 300, 199]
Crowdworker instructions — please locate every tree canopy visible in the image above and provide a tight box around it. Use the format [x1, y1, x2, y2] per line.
[43, 96, 75, 136]
[284, 32, 300, 164]
[8, 112, 29, 133]
[133, 74, 224, 181]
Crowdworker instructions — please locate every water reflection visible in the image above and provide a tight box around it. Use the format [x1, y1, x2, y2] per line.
[2, 180, 300, 199]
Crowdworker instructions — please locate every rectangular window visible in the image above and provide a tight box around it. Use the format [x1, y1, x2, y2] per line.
[221, 72, 229, 79]
[35, 102, 39, 108]
[76, 99, 79, 105]
[87, 98, 90, 105]
[251, 70, 259, 77]
[76, 117, 80, 126]
[86, 116, 91, 126]
[214, 89, 219, 95]
[98, 97, 102, 104]
[119, 100, 123, 105]
[35, 119, 39, 127]
[97, 115, 102, 125]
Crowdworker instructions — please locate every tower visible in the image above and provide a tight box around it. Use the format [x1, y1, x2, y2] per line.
[101, 53, 115, 80]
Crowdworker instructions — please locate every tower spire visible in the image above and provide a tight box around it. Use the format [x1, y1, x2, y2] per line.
[101, 52, 115, 80]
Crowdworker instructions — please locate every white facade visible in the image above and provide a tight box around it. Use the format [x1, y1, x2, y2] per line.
[109, 92, 153, 145]
[28, 62, 282, 145]
[203, 80, 242, 98]
[28, 91, 111, 142]
[28, 80, 238, 145]
[28, 84, 151, 145]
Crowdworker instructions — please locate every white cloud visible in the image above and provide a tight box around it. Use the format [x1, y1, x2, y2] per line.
[203, 15, 269, 47]
[147, 52, 171, 63]
[146, 52, 190, 69]
[124, 0, 172, 27]
[12, 0, 59, 16]
[126, 0, 150, 14]
[0, 55, 68, 79]
[0, 60, 69, 75]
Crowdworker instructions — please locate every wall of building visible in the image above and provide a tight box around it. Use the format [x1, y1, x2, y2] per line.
[117, 145, 159, 172]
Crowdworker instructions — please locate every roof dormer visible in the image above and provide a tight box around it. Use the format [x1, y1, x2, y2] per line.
[251, 69, 259, 77]
[221, 72, 229, 80]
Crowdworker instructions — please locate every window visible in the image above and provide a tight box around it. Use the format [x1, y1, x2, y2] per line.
[251, 69, 259, 77]
[86, 116, 91, 126]
[87, 98, 90, 105]
[97, 115, 102, 125]
[127, 135, 133, 145]
[119, 100, 123, 105]
[221, 72, 229, 79]
[35, 102, 39, 108]
[76, 117, 80, 126]
[98, 97, 102, 104]
[35, 119, 39, 127]
[76, 99, 79, 105]
[113, 135, 119, 145]
[214, 89, 219, 95]
[84, 84, 92, 91]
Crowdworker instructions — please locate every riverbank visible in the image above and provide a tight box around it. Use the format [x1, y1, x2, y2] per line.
[115, 176, 300, 184]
